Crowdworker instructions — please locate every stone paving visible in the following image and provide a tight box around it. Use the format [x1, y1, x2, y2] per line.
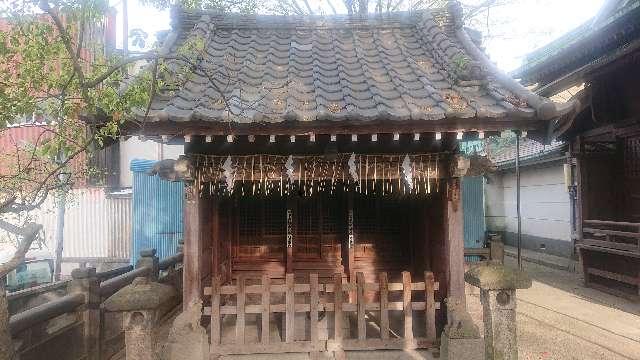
[465, 257, 640, 360]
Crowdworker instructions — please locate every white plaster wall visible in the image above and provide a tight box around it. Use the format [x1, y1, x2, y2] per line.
[485, 163, 571, 242]
[118, 137, 184, 187]
[484, 173, 506, 231]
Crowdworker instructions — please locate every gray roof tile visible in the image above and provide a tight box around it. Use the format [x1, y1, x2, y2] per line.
[141, 8, 545, 126]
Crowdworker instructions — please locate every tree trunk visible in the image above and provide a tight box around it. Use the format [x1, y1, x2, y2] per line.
[54, 191, 67, 281]
[0, 280, 16, 360]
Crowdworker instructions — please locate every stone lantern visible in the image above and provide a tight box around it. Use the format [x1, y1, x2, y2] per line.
[103, 277, 178, 360]
[465, 261, 532, 360]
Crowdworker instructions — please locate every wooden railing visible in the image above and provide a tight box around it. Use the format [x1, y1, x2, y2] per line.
[9, 293, 85, 334]
[205, 271, 440, 356]
[7, 249, 183, 360]
[578, 220, 640, 300]
[464, 237, 504, 264]
[7, 279, 72, 315]
[582, 220, 640, 253]
[99, 266, 151, 298]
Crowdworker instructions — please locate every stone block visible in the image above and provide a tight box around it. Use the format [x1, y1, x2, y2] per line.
[465, 261, 531, 290]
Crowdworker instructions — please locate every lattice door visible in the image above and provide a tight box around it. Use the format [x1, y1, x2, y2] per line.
[353, 195, 406, 260]
[235, 196, 285, 260]
[294, 197, 322, 259]
[293, 196, 344, 261]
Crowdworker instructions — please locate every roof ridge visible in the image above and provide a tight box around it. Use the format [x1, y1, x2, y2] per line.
[172, 7, 455, 31]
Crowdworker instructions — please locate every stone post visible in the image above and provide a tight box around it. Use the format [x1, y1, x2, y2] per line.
[103, 277, 178, 360]
[68, 267, 101, 360]
[465, 262, 532, 360]
[136, 249, 159, 281]
[177, 239, 184, 254]
[490, 238, 504, 264]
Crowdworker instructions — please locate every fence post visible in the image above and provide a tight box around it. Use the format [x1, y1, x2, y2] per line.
[424, 271, 436, 342]
[402, 271, 413, 341]
[69, 267, 101, 360]
[136, 249, 159, 281]
[489, 237, 505, 264]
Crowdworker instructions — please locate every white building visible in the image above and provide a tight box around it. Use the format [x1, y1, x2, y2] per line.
[484, 140, 574, 258]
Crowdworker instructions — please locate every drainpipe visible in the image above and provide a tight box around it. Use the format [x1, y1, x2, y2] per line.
[515, 132, 522, 270]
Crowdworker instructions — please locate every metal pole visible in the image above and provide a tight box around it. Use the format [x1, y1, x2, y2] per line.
[516, 132, 522, 269]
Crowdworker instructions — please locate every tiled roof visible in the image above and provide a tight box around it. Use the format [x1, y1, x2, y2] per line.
[488, 138, 565, 166]
[139, 4, 565, 129]
[513, 0, 640, 89]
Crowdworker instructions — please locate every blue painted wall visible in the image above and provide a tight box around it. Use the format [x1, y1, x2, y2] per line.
[130, 159, 184, 264]
[462, 176, 486, 260]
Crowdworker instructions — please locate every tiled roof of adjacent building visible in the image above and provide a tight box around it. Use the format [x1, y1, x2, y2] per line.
[136, 2, 572, 132]
[513, 0, 640, 95]
[488, 138, 565, 167]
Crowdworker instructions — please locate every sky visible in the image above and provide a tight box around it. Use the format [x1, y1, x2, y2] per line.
[109, 0, 606, 71]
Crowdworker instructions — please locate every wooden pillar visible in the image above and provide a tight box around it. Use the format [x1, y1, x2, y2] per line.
[574, 137, 584, 243]
[445, 177, 466, 307]
[183, 184, 203, 309]
[69, 268, 100, 360]
[211, 197, 220, 282]
[420, 202, 432, 274]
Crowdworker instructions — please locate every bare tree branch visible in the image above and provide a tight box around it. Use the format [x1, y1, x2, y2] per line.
[0, 221, 42, 277]
[39, 1, 88, 98]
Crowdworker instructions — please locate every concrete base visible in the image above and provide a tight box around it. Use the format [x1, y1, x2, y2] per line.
[163, 301, 208, 360]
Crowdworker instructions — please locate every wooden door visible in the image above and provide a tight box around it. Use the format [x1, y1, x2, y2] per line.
[231, 196, 287, 276]
[353, 195, 409, 274]
[293, 195, 344, 273]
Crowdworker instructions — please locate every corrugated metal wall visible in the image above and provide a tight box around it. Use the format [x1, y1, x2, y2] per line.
[0, 126, 87, 184]
[131, 159, 184, 264]
[462, 176, 486, 260]
[2, 188, 133, 259]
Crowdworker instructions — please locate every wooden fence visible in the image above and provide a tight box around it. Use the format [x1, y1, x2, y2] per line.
[581, 220, 640, 253]
[205, 271, 439, 356]
[578, 219, 640, 299]
[7, 249, 183, 360]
